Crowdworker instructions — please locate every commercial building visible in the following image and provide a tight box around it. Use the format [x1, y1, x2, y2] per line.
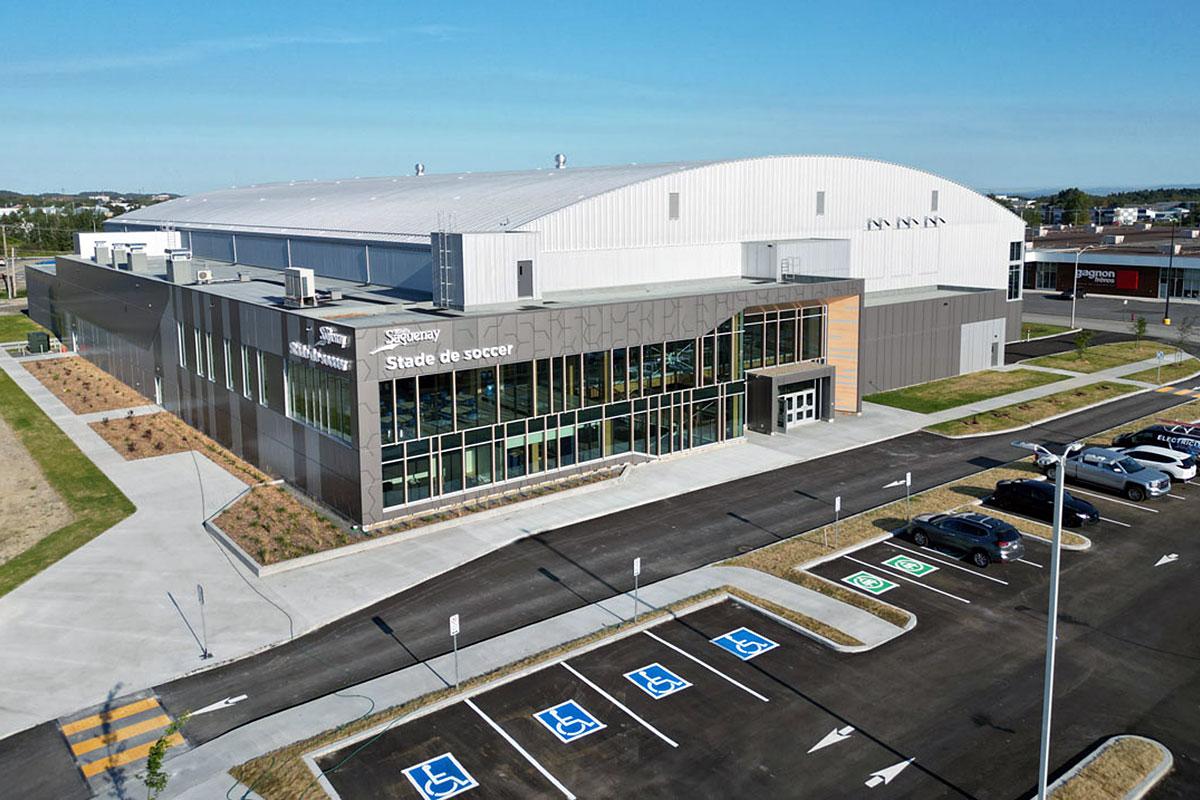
[1025, 224, 1200, 300]
[27, 156, 1024, 526]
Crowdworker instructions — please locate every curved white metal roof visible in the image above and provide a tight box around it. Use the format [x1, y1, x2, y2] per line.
[112, 156, 1011, 242]
[112, 161, 711, 240]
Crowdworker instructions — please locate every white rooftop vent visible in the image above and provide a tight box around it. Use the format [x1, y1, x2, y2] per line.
[1088, 224, 1104, 233]
[554, 153, 566, 169]
[284, 266, 317, 308]
[414, 163, 425, 176]
[1103, 234, 1125, 244]
[1181, 229, 1200, 239]
[1158, 243, 1183, 256]
[195, 269, 214, 284]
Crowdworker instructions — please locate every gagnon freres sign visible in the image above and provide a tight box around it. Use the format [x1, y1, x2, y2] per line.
[288, 325, 353, 371]
[369, 327, 514, 370]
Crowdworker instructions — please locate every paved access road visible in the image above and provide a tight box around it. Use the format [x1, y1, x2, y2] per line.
[2, 365, 1197, 798]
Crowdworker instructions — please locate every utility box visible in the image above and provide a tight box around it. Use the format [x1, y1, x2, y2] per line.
[26, 331, 50, 353]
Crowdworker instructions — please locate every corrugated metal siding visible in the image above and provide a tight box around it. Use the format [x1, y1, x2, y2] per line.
[289, 238, 367, 283]
[366, 245, 433, 293]
[234, 234, 289, 268]
[190, 230, 235, 262]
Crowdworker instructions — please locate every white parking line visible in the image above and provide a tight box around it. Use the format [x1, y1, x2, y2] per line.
[642, 631, 769, 703]
[1018, 558, 1044, 568]
[1065, 488, 1159, 513]
[843, 556, 971, 604]
[560, 662, 679, 748]
[884, 541, 1009, 586]
[466, 698, 576, 799]
[1168, 493, 1187, 500]
[1100, 516, 1132, 528]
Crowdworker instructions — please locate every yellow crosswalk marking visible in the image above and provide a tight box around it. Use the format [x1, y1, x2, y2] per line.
[1156, 387, 1175, 393]
[70, 714, 172, 757]
[61, 697, 160, 737]
[80, 733, 183, 778]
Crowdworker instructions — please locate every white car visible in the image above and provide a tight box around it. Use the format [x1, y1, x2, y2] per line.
[1115, 445, 1197, 481]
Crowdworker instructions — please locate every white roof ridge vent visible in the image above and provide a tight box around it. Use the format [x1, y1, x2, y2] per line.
[554, 153, 567, 169]
[414, 163, 425, 176]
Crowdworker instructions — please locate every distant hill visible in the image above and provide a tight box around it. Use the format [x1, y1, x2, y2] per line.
[0, 189, 178, 205]
[989, 184, 1200, 201]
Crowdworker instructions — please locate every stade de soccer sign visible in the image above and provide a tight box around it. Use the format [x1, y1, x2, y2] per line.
[370, 327, 516, 372]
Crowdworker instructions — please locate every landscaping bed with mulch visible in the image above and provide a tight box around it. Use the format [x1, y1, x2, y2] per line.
[89, 411, 268, 485]
[216, 466, 624, 567]
[23, 356, 147, 413]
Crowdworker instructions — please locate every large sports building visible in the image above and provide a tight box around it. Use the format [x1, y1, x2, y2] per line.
[28, 156, 1025, 526]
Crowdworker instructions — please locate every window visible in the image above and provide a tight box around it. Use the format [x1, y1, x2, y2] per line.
[1008, 264, 1022, 301]
[256, 351, 268, 404]
[241, 346, 252, 399]
[205, 333, 215, 383]
[223, 339, 233, 389]
[500, 361, 533, 420]
[801, 307, 824, 361]
[668, 192, 680, 220]
[194, 329, 204, 377]
[931, 189, 939, 212]
[816, 190, 825, 216]
[419, 372, 454, 435]
[176, 322, 187, 368]
[583, 351, 610, 407]
[287, 358, 353, 443]
[1009, 241, 1023, 261]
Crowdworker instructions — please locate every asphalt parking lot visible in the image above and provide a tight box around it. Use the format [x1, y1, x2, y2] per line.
[315, 467, 1200, 800]
[316, 601, 949, 799]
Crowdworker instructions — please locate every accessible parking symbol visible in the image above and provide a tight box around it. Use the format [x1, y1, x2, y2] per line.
[402, 752, 478, 800]
[533, 699, 607, 743]
[624, 662, 692, 699]
[711, 627, 779, 660]
[882, 554, 938, 577]
[842, 570, 898, 595]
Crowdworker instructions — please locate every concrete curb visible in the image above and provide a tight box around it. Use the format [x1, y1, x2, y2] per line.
[796, 530, 897, 570]
[785, 568, 917, 640]
[925, 384, 1155, 440]
[1038, 734, 1173, 800]
[1006, 327, 1082, 345]
[724, 590, 909, 654]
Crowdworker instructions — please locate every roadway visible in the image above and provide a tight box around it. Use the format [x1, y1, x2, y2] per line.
[2, 335, 1198, 798]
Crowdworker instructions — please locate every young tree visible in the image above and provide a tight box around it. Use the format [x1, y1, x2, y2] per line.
[1131, 316, 1147, 348]
[1073, 329, 1094, 360]
[139, 713, 189, 800]
[1176, 316, 1198, 362]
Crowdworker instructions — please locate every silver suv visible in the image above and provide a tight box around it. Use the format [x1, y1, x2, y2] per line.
[1038, 445, 1171, 501]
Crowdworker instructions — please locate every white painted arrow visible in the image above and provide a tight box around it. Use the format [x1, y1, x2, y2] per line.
[191, 694, 249, 716]
[1155, 554, 1179, 567]
[807, 725, 855, 754]
[865, 758, 914, 788]
[883, 479, 906, 489]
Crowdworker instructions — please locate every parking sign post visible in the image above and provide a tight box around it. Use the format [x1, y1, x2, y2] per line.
[905, 472, 912, 521]
[449, 614, 460, 689]
[1156, 350, 1164, 384]
[197, 584, 211, 660]
[632, 557, 642, 623]
[834, 495, 842, 549]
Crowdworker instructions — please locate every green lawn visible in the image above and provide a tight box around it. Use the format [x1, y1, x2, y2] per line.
[864, 369, 1069, 414]
[1122, 356, 1199, 384]
[1020, 322, 1072, 340]
[1024, 341, 1180, 374]
[926, 381, 1139, 437]
[0, 313, 46, 341]
[0, 370, 135, 598]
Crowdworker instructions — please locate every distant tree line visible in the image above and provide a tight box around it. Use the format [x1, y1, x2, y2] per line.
[1, 207, 111, 254]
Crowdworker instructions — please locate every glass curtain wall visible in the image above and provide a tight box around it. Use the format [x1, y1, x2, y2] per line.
[379, 313, 754, 510]
[741, 305, 826, 371]
[286, 359, 354, 443]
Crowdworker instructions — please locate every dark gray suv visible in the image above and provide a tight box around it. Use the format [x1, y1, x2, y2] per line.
[905, 512, 1026, 567]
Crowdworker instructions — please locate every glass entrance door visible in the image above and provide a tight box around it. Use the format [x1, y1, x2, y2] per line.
[781, 388, 818, 430]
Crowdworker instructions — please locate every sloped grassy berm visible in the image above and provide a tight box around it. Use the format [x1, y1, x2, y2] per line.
[864, 369, 1067, 414]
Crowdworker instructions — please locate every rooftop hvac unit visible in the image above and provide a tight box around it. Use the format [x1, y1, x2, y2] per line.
[284, 266, 317, 307]
[111, 243, 129, 268]
[1158, 243, 1183, 256]
[195, 269, 214, 284]
[94, 241, 111, 265]
[127, 246, 148, 271]
[1103, 234, 1125, 245]
[1139, 223, 1153, 231]
[1182, 229, 1200, 239]
[166, 250, 194, 284]
[1087, 224, 1104, 233]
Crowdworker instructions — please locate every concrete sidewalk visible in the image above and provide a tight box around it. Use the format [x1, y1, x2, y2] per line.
[98, 564, 909, 800]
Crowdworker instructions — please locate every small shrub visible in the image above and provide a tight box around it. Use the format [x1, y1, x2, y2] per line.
[154, 441, 164, 451]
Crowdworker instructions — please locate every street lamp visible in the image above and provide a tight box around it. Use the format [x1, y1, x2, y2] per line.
[1011, 439, 1075, 800]
[1070, 245, 1100, 329]
[1163, 219, 1178, 326]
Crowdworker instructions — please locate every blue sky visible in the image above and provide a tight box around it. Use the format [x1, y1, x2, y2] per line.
[3, 0, 1196, 195]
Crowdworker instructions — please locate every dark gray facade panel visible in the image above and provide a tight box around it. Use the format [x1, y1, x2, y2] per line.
[1005, 300, 1024, 343]
[860, 288, 1008, 394]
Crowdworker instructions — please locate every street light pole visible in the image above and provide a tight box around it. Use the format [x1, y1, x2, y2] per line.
[1070, 245, 1098, 329]
[1164, 220, 1177, 326]
[1012, 440, 1069, 800]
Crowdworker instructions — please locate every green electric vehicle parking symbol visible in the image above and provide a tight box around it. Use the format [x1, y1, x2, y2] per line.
[842, 571, 898, 595]
[882, 554, 938, 577]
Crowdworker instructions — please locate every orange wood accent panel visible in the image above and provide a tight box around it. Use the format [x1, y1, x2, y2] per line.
[825, 294, 860, 412]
